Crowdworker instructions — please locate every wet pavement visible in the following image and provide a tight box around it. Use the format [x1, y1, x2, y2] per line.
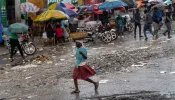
[0, 23, 175, 99]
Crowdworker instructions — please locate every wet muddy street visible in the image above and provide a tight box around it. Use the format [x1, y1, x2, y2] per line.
[1, 25, 175, 100]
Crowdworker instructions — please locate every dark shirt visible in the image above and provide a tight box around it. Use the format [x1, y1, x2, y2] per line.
[134, 12, 141, 24]
[165, 12, 171, 23]
[27, 19, 33, 27]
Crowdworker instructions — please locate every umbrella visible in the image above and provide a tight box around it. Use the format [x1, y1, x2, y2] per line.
[122, 0, 137, 8]
[8, 23, 29, 33]
[148, 0, 163, 3]
[99, 1, 123, 10]
[151, 4, 165, 10]
[36, 8, 48, 15]
[118, 0, 128, 7]
[20, 2, 40, 14]
[164, 0, 173, 5]
[59, 2, 76, 9]
[49, 2, 77, 11]
[56, 6, 78, 17]
[34, 10, 69, 22]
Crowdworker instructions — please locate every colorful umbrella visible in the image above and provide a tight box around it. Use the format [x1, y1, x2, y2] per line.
[36, 8, 48, 15]
[20, 2, 40, 14]
[98, 1, 123, 10]
[56, 6, 78, 17]
[49, 2, 77, 11]
[148, 0, 163, 3]
[34, 10, 69, 22]
[8, 23, 29, 33]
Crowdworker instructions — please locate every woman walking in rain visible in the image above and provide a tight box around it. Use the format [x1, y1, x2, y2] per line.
[71, 41, 99, 94]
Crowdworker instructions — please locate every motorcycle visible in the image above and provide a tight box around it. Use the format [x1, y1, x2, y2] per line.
[83, 24, 116, 43]
[4, 34, 36, 55]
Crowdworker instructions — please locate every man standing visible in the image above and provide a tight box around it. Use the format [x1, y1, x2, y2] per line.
[152, 7, 163, 40]
[143, 10, 154, 41]
[134, 9, 142, 38]
[163, 9, 172, 39]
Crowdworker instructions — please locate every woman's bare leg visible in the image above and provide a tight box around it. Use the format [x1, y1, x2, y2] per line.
[85, 78, 99, 90]
[71, 79, 80, 94]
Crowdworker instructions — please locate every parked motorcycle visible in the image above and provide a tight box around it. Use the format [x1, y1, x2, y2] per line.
[4, 34, 36, 55]
[83, 24, 116, 43]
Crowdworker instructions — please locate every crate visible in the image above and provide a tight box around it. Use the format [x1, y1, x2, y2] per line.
[70, 32, 87, 40]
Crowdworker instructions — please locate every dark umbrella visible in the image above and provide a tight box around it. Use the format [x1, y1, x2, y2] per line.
[36, 8, 48, 15]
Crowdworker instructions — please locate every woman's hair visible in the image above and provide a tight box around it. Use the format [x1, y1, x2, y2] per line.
[76, 41, 82, 48]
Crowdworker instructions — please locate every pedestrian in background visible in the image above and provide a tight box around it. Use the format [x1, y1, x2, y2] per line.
[143, 9, 154, 41]
[134, 9, 142, 39]
[152, 7, 163, 40]
[163, 9, 172, 39]
[116, 15, 124, 37]
[71, 41, 99, 94]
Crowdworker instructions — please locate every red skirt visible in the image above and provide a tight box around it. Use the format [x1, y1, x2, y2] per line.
[72, 64, 96, 80]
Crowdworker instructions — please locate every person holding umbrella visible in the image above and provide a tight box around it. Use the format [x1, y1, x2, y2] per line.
[9, 32, 25, 62]
[8, 23, 29, 62]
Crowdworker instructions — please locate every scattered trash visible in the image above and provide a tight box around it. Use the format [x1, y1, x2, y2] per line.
[25, 76, 32, 80]
[47, 61, 53, 64]
[38, 48, 44, 51]
[99, 80, 109, 84]
[140, 47, 148, 49]
[11, 64, 38, 70]
[60, 59, 65, 61]
[124, 80, 129, 82]
[131, 64, 144, 67]
[160, 71, 167, 74]
[108, 43, 114, 45]
[71, 55, 74, 57]
[34, 55, 52, 64]
[169, 72, 175, 74]
[26, 95, 37, 99]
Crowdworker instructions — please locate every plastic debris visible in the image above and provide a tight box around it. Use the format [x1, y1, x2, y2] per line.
[99, 80, 109, 84]
[47, 61, 53, 64]
[26, 95, 37, 99]
[169, 72, 175, 74]
[160, 71, 167, 74]
[60, 59, 65, 61]
[25, 76, 32, 80]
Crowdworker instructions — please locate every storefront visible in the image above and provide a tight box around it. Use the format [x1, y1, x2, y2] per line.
[0, 0, 27, 27]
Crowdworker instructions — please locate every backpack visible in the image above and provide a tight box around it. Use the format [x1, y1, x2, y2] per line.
[152, 10, 163, 23]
